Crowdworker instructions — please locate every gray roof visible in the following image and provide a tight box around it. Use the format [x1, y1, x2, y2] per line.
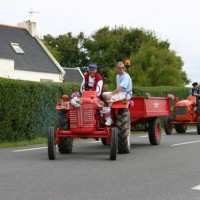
[63, 67, 84, 83]
[0, 24, 60, 74]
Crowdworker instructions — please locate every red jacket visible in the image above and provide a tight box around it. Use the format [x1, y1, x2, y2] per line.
[84, 72, 104, 95]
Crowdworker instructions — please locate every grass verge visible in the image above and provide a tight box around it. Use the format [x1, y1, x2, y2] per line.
[0, 137, 47, 149]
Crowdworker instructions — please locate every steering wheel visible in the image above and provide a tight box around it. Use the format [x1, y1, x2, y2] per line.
[82, 82, 100, 95]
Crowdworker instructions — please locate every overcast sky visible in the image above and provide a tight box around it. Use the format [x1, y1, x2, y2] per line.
[1, 0, 200, 86]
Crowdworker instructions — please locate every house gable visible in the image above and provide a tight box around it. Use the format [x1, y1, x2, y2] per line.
[0, 24, 61, 74]
[63, 67, 84, 83]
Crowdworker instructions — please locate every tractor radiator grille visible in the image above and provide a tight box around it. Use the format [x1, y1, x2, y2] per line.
[176, 106, 186, 115]
[70, 104, 93, 128]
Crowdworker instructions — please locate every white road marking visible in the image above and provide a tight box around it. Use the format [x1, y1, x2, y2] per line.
[139, 135, 148, 138]
[12, 147, 47, 152]
[171, 140, 200, 146]
[191, 185, 200, 190]
[139, 133, 164, 138]
[89, 141, 101, 143]
[190, 129, 197, 132]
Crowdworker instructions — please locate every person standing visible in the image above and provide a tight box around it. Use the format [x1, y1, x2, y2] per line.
[102, 61, 133, 125]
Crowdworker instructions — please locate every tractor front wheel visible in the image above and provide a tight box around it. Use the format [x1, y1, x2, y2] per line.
[175, 124, 187, 133]
[48, 127, 56, 160]
[110, 127, 118, 160]
[148, 117, 161, 145]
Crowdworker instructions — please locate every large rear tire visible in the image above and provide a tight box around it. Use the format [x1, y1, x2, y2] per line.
[197, 117, 200, 135]
[57, 110, 68, 130]
[110, 127, 118, 160]
[58, 137, 73, 153]
[117, 108, 131, 154]
[48, 127, 56, 160]
[101, 138, 110, 145]
[57, 110, 73, 153]
[148, 117, 161, 145]
[163, 116, 173, 135]
[174, 124, 187, 133]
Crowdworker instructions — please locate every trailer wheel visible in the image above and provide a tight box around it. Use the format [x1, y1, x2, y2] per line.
[197, 117, 200, 135]
[57, 110, 68, 130]
[148, 117, 161, 145]
[163, 116, 173, 135]
[58, 137, 73, 153]
[117, 108, 131, 153]
[48, 127, 56, 160]
[110, 127, 118, 160]
[174, 124, 187, 133]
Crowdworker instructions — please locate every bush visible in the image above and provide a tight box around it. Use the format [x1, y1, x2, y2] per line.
[0, 78, 79, 142]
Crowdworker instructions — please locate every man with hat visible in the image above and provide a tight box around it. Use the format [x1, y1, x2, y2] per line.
[189, 82, 200, 97]
[80, 64, 104, 97]
[189, 82, 200, 111]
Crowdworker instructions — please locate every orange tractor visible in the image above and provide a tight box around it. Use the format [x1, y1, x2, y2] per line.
[164, 96, 200, 135]
[48, 90, 171, 160]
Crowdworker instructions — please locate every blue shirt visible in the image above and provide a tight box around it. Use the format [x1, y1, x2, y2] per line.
[116, 72, 133, 99]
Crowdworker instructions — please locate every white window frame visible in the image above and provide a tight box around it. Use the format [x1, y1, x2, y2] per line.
[10, 43, 25, 54]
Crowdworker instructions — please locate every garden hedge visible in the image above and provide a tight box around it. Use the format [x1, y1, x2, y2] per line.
[0, 77, 190, 142]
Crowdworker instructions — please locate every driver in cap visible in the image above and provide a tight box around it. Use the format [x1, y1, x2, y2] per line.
[80, 64, 104, 97]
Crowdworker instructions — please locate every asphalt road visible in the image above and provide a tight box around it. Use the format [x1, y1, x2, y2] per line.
[1, 129, 200, 200]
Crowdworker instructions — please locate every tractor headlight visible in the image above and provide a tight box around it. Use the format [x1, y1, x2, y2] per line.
[97, 100, 104, 108]
[61, 102, 67, 108]
[194, 106, 198, 111]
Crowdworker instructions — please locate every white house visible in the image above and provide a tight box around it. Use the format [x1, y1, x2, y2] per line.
[0, 21, 65, 82]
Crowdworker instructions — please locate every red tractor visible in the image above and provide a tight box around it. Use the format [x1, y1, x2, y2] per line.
[164, 96, 200, 135]
[48, 90, 131, 160]
[48, 89, 171, 160]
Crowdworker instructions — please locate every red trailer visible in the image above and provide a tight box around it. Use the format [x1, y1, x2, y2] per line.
[129, 96, 171, 145]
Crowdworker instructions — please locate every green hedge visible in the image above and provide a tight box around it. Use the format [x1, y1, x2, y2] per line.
[0, 78, 191, 142]
[0, 78, 79, 142]
[133, 86, 190, 99]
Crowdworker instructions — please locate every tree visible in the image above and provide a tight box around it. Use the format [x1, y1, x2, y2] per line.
[128, 44, 189, 86]
[43, 26, 190, 86]
[42, 33, 88, 67]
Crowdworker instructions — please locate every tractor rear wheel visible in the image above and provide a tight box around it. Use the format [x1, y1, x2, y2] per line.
[117, 108, 131, 153]
[57, 110, 73, 153]
[48, 127, 56, 160]
[57, 110, 68, 130]
[175, 124, 187, 133]
[148, 117, 161, 145]
[101, 138, 110, 145]
[58, 137, 73, 153]
[110, 127, 118, 160]
[163, 116, 173, 135]
[197, 117, 200, 135]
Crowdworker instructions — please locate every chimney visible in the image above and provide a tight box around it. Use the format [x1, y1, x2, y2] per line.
[18, 20, 37, 36]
